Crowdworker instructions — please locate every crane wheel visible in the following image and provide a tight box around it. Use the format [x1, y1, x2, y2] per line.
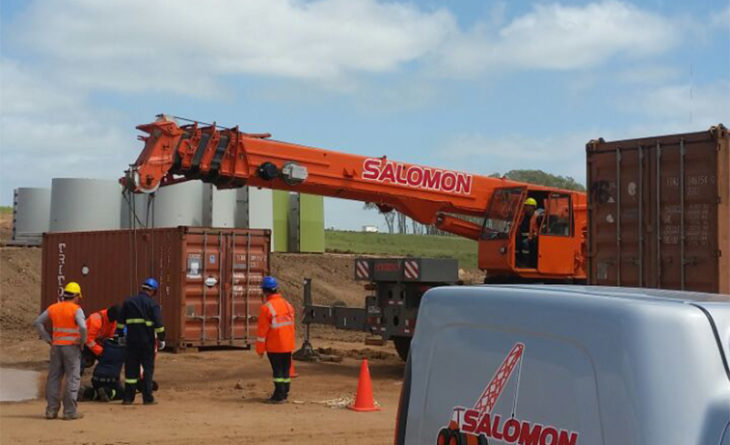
[393, 337, 411, 361]
[437, 428, 451, 445]
[448, 431, 462, 445]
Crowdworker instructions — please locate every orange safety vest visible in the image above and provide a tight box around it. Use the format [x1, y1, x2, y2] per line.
[85, 309, 117, 355]
[48, 301, 82, 346]
[256, 294, 296, 354]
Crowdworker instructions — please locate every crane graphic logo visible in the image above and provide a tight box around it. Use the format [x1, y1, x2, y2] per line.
[437, 343, 579, 445]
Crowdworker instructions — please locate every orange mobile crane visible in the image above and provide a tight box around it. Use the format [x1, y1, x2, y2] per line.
[125, 115, 587, 283]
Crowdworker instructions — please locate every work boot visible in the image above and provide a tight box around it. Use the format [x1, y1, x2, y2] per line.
[122, 383, 136, 405]
[63, 412, 84, 421]
[143, 395, 157, 405]
[283, 382, 290, 400]
[266, 382, 284, 403]
[97, 387, 110, 403]
[79, 387, 96, 401]
[45, 410, 58, 420]
[266, 392, 285, 404]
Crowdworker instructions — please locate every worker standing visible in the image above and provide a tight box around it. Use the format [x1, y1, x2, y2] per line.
[33, 282, 88, 420]
[82, 305, 120, 369]
[256, 276, 296, 403]
[116, 278, 165, 405]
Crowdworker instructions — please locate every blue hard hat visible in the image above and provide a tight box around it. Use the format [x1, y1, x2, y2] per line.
[261, 276, 278, 291]
[142, 277, 159, 291]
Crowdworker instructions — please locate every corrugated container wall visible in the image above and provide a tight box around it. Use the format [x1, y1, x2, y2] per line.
[41, 227, 271, 351]
[586, 124, 729, 293]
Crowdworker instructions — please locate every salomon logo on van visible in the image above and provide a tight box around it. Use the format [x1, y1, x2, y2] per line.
[437, 343, 580, 445]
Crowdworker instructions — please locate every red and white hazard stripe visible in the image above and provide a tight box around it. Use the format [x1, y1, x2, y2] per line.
[355, 259, 370, 280]
[403, 259, 419, 280]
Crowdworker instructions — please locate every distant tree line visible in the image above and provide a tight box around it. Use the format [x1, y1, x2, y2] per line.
[365, 169, 585, 234]
[491, 169, 585, 192]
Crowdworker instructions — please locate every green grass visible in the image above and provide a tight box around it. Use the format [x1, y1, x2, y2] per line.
[0, 206, 12, 215]
[325, 230, 478, 269]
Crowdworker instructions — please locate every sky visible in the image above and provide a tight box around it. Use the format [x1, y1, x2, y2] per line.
[1, 0, 728, 231]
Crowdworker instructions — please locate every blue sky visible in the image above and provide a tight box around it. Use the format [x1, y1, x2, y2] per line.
[1, 0, 728, 231]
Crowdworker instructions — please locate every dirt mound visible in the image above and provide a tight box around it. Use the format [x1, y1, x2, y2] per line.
[317, 347, 397, 361]
[0, 242, 478, 351]
[0, 212, 12, 244]
[0, 247, 370, 354]
[272, 252, 366, 309]
[0, 247, 42, 343]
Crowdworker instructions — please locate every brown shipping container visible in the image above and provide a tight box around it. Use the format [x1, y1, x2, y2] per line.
[41, 227, 271, 350]
[586, 124, 729, 293]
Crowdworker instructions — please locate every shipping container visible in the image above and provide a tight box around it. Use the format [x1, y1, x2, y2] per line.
[586, 124, 729, 293]
[41, 227, 271, 351]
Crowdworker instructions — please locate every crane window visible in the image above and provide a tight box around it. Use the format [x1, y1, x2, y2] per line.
[541, 193, 572, 236]
[481, 188, 524, 240]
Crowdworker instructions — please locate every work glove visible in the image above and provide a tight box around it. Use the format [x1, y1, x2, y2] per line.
[158, 341, 166, 351]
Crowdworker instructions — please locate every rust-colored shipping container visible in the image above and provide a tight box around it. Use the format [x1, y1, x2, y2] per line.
[586, 124, 729, 293]
[41, 227, 271, 351]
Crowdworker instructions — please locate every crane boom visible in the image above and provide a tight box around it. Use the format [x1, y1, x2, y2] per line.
[126, 117, 527, 233]
[125, 115, 587, 281]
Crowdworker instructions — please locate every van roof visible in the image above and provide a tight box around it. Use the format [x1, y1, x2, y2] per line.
[481, 284, 729, 304]
[430, 285, 730, 380]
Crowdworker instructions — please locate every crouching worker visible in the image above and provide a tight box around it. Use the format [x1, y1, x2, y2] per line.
[80, 337, 125, 402]
[81, 305, 120, 372]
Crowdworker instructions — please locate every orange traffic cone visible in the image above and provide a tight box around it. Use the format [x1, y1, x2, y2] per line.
[290, 361, 298, 378]
[348, 359, 380, 412]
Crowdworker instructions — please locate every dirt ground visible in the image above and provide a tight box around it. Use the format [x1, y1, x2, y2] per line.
[0, 339, 404, 444]
[0, 243, 404, 444]
[0, 210, 486, 444]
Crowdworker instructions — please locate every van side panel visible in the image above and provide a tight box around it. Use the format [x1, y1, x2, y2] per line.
[405, 287, 730, 445]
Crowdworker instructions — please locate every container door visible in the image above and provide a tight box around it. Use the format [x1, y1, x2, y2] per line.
[226, 231, 268, 346]
[537, 193, 575, 275]
[183, 231, 225, 346]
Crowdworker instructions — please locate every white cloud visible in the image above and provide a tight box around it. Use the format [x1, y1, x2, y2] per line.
[619, 81, 730, 129]
[616, 64, 681, 84]
[10, 0, 456, 95]
[431, 132, 593, 184]
[0, 58, 134, 203]
[711, 4, 730, 28]
[433, 1, 679, 76]
[5, 0, 684, 97]
[0, 59, 82, 115]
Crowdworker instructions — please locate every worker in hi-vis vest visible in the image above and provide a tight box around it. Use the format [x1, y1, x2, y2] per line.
[34, 281, 88, 420]
[256, 276, 296, 403]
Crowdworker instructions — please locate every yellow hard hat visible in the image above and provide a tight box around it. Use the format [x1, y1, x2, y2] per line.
[63, 282, 82, 299]
[524, 197, 538, 207]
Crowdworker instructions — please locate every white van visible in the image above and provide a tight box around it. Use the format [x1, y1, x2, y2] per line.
[394, 285, 730, 445]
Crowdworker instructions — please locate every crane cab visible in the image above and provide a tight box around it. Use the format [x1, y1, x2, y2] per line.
[478, 187, 586, 283]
